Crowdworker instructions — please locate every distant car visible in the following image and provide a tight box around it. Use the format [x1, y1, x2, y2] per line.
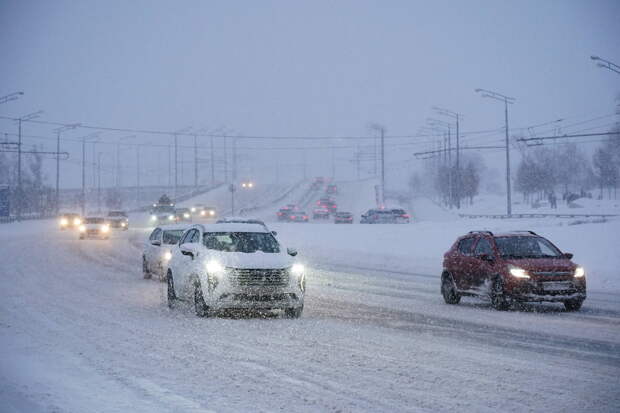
[311, 177, 325, 190]
[360, 208, 409, 224]
[150, 204, 176, 225]
[106, 210, 129, 230]
[78, 217, 110, 240]
[317, 197, 337, 211]
[196, 206, 217, 219]
[175, 208, 192, 222]
[288, 211, 309, 222]
[334, 211, 353, 224]
[325, 184, 338, 194]
[143, 225, 186, 281]
[216, 216, 270, 231]
[277, 208, 292, 221]
[441, 231, 587, 311]
[166, 223, 305, 318]
[313, 208, 330, 219]
[59, 213, 82, 230]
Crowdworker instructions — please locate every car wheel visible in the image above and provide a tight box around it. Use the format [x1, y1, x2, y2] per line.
[193, 282, 211, 318]
[284, 305, 303, 318]
[167, 271, 176, 308]
[490, 276, 510, 311]
[143, 256, 152, 279]
[564, 298, 584, 311]
[441, 273, 461, 304]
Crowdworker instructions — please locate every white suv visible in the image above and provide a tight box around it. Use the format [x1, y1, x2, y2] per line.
[166, 223, 305, 318]
[143, 225, 187, 281]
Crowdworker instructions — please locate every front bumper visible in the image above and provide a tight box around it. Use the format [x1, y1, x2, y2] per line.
[507, 279, 586, 302]
[211, 287, 304, 310]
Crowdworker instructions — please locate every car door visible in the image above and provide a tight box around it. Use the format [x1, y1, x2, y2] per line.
[471, 237, 496, 291]
[452, 237, 477, 290]
[177, 229, 202, 299]
[146, 228, 161, 267]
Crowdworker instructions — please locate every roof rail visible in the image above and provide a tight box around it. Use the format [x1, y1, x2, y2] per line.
[468, 230, 494, 236]
[511, 230, 538, 235]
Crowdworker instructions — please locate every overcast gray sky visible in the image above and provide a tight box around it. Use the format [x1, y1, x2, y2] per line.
[1, 0, 619, 189]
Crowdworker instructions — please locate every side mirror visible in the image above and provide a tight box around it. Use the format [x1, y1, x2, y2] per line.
[180, 244, 195, 259]
[478, 254, 494, 262]
[151, 240, 161, 246]
[563, 252, 574, 259]
[287, 248, 298, 257]
[271, 231, 278, 237]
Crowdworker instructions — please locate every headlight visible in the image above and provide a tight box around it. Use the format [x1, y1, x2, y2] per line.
[121, 222, 126, 227]
[60, 218, 68, 226]
[74, 218, 82, 226]
[206, 260, 224, 274]
[574, 266, 585, 278]
[168, 215, 175, 221]
[163, 251, 172, 261]
[201, 211, 206, 216]
[191, 207, 196, 212]
[101, 225, 109, 233]
[209, 210, 215, 216]
[79, 225, 86, 232]
[291, 263, 305, 275]
[508, 265, 530, 279]
[183, 213, 190, 218]
[150, 215, 157, 221]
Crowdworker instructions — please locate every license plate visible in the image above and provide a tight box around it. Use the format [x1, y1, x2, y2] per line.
[542, 281, 573, 291]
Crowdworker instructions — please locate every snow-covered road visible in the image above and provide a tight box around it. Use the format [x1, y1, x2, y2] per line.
[1, 217, 619, 412]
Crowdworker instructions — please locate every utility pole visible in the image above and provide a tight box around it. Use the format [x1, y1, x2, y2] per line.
[210, 135, 215, 185]
[380, 128, 385, 204]
[16, 111, 43, 220]
[97, 152, 102, 213]
[136, 145, 141, 208]
[231, 138, 237, 215]
[433, 107, 463, 209]
[82, 139, 86, 216]
[53, 123, 80, 214]
[356, 144, 361, 180]
[476, 88, 515, 216]
[193, 134, 198, 191]
[331, 145, 336, 179]
[174, 134, 178, 200]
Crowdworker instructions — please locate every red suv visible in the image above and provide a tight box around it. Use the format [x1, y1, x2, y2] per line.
[441, 231, 586, 311]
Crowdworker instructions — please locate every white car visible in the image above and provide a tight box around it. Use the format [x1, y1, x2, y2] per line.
[78, 217, 110, 240]
[143, 225, 187, 281]
[166, 223, 305, 318]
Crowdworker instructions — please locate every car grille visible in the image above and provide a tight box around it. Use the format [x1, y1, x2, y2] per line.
[229, 268, 289, 287]
[532, 271, 573, 277]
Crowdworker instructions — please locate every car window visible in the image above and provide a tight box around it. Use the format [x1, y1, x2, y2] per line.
[458, 237, 475, 256]
[203, 232, 280, 253]
[495, 236, 562, 258]
[162, 230, 183, 245]
[85, 218, 105, 224]
[189, 230, 200, 243]
[179, 229, 194, 245]
[149, 228, 161, 241]
[474, 238, 494, 256]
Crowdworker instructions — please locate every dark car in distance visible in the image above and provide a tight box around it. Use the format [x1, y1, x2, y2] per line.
[107, 210, 129, 230]
[360, 208, 409, 224]
[334, 212, 353, 224]
[440, 231, 586, 311]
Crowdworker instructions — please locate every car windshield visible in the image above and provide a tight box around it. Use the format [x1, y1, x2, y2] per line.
[391, 209, 406, 215]
[162, 230, 183, 244]
[495, 236, 563, 258]
[108, 211, 126, 217]
[85, 218, 105, 224]
[153, 205, 175, 213]
[203, 232, 280, 253]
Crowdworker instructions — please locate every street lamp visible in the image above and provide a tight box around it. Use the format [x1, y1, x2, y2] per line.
[590, 55, 620, 75]
[475, 88, 516, 216]
[52, 123, 81, 214]
[15, 110, 43, 220]
[79, 132, 101, 216]
[0, 91, 24, 105]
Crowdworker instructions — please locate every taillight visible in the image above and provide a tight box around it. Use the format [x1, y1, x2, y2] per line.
[402, 214, 410, 218]
[290, 215, 296, 219]
[303, 216, 308, 219]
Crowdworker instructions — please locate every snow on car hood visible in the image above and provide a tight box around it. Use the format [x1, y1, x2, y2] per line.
[203, 250, 293, 270]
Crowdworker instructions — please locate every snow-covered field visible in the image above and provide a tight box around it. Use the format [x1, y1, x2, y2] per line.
[1, 181, 620, 412]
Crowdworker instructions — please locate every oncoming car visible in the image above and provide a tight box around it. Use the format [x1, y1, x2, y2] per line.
[107, 210, 129, 230]
[166, 223, 305, 318]
[78, 217, 110, 240]
[143, 225, 186, 281]
[59, 213, 82, 230]
[175, 208, 192, 223]
[441, 231, 586, 311]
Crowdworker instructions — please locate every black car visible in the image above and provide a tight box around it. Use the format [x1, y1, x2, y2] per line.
[360, 208, 410, 224]
[334, 211, 353, 224]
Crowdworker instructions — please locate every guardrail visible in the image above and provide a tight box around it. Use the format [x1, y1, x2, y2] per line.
[459, 213, 618, 219]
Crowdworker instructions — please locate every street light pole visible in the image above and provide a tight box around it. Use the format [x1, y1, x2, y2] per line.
[590, 55, 620, 74]
[0, 91, 24, 105]
[53, 123, 80, 214]
[97, 152, 102, 213]
[15, 110, 43, 220]
[194, 134, 198, 191]
[433, 107, 463, 209]
[476, 88, 515, 216]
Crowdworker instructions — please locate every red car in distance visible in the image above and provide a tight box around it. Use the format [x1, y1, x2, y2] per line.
[441, 231, 586, 311]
